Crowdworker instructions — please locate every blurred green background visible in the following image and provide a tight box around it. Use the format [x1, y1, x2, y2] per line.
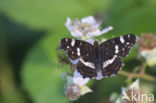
[0, 0, 156, 103]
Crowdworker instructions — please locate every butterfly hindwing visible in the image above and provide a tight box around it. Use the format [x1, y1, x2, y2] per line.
[77, 56, 97, 78]
[101, 55, 123, 77]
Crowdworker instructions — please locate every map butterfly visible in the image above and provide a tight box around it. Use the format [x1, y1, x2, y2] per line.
[60, 34, 136, 80]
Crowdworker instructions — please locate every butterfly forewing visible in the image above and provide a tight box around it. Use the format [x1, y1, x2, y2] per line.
[60, 38, 93, 60]
[100, 34, 136, 57]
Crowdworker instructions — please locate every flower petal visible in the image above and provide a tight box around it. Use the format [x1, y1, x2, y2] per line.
[81, 16, 96, 25]
[73, 70, 90, 85]
[86, 29, 102, 37]
[129, 79, 140, 90]
[71, 30, 83, 37]
[65, 17, 73, 31]
[66, 76, 74, 84]
[100, 26, 113, 34]
[79, 85, 92, 95]
[140, 48, 156, 66]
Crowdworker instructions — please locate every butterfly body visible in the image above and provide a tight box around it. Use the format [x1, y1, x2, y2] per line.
[91, 41, 103, 72]
[93, 40, 100, 61]
[60, 34, 136, 79]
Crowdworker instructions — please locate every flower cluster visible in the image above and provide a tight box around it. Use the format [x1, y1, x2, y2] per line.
[65, 76, 92, 101]
[65, 16, 113, 40]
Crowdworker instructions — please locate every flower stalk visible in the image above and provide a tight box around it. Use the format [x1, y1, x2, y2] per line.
[119, 71, 156, 81]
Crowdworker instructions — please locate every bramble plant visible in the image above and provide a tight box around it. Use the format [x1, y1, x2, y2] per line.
[1, 1, 156, 103]
[57, 16, 156, 102]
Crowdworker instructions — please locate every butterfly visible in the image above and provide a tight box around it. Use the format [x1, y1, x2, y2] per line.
[60, 34, 136, 80]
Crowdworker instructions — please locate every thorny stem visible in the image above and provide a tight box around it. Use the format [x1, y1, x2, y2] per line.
[121, 59, 154, 86]
[119, 70, 156, 81]
[140, 60, 147, 74]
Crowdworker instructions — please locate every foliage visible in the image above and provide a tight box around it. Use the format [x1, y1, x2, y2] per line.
[0, 0, 156, 103]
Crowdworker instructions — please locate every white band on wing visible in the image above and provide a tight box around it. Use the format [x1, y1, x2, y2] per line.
[80, 58, 95, 69]
[103, 55, 117, 68]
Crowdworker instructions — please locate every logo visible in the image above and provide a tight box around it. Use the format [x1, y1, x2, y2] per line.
[122, 91, 154, 102]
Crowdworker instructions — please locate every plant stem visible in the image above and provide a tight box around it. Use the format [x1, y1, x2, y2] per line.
[140, 60, 147, 74]
[119, 70, 156, 81]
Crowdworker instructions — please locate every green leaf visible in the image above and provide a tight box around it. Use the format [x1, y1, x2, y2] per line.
[0, 0, 111, 30]
[21, 42, 70, 103]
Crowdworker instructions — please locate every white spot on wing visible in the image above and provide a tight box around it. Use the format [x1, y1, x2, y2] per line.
[80, 58, 95, 69]
[65, 39, 68, 41]
[115, 45, 119, 49]
[86, 53, 89, 56]
[128, 35, 130, 38]
[67, 46, 69, 48]
[71, 39, 75, 47]
[103, 55, 117, 68]
[120, 36, 125, 43]
[63, 50, 79, 64]
[115, 45, 119, 53]
[126, 42, 130, 45]
[115, 49, 119, 54]
[96, 71, 103, 80]
[77, 48, 81, 56]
